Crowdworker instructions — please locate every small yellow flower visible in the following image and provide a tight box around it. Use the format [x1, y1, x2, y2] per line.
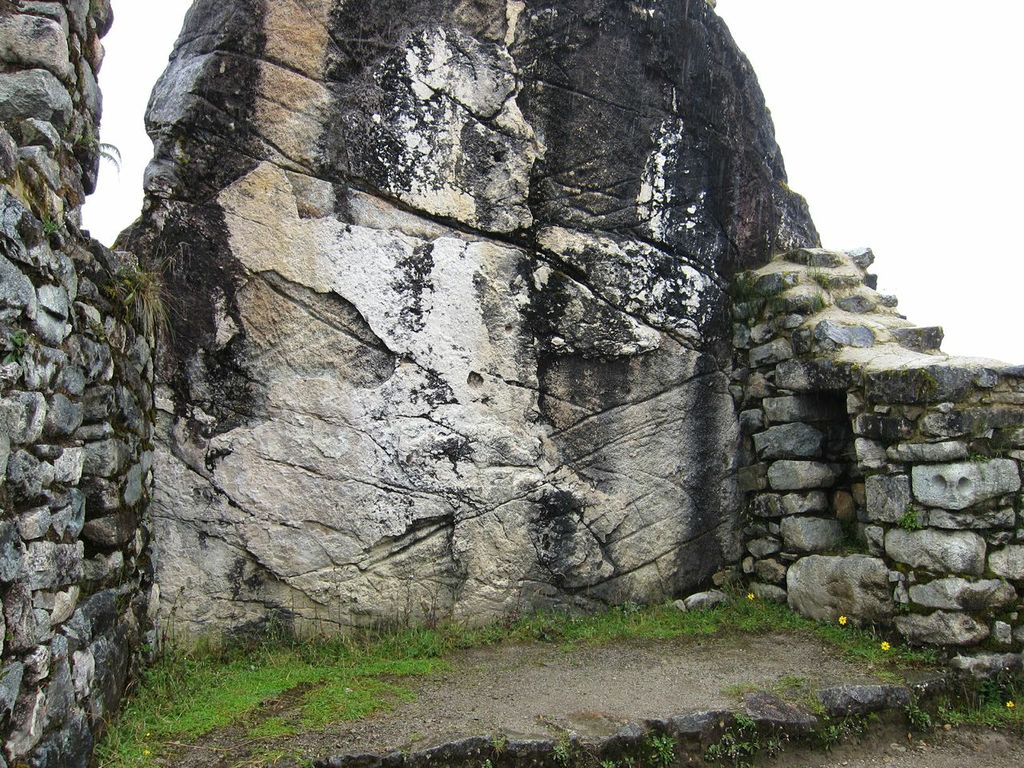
[143, 750, 152, 756]
[747, 592, 756, 601]
[1008, 701, 1016, 710]
[880, 641, 892, 652]
[838, 615, 848, 626]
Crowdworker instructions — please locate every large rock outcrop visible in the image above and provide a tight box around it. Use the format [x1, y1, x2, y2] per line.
[125, 0, 818, 639]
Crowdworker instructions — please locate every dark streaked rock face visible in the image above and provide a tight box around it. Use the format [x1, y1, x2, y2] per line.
[125, 0, 818, 639]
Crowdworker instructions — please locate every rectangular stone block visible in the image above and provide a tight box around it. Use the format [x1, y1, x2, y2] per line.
[927, 507, 1015, 531]
[749, 338, 793, 368]
[911, 459, 1021, 511]
[0, 14, 73, 82]
[895, 611, 989, 647]
[0, 69, 73, 131]
[908, 577, 1017, 611]
[886, 441, 969, 464]
[753, 423, 825, 461]
[780, 516, 845, 554]
[775, 360, 856, 393]
[989, 545, 1024, 581]
[781, 491, 829, 516]
[884, 529, 986, 576]
[767, 461, 836, 491]
[864, 474, 911, 523]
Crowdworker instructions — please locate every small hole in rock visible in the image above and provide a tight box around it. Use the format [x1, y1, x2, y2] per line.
[467, 371, 484, 388]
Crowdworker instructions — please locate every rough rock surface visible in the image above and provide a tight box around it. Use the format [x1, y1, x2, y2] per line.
[894, 611, 991, 647]
[124, 0, 817, 637]
[911, 459, 1020, 511]
[786, 555, 895, 624]
[0, 1, 154, 764]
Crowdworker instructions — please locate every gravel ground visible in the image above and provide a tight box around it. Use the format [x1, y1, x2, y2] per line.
[161, 632, 881, 766]
[155, 632, 1023, 768]
[769, 726, 1023, 768]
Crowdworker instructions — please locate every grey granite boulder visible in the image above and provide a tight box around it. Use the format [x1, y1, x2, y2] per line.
[124, 0, 819, 638]
[817, 684, 911, 718]
[780, 517, 844, 554]
[0, 69, 73, 130]
[989, 546, 1024, 580]
[895, 611, 990, 647]
[768, 461, 836, 491]
[884, 529, 986, 576]
[675, 590, 728, 612]
[908, 577, 1017, 612]
[864, 474, 911, 524]
[787, 555, 895, 624]
[753, 423, 825, 460]
[813, 320, 875, 350]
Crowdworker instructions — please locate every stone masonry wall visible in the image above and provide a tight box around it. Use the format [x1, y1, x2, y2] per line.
[0, 2, 154, 766]
[733, 248, 1024, 654]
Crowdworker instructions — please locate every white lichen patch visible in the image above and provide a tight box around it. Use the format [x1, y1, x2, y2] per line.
[538, 225, 718, 343]
[637, 119, 684, 241]
[505, 0, 526, 47]
[637, 120, 709, 243]
[377, 27, 538, 233]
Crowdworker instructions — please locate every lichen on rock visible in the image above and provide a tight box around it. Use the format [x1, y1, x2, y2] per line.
[124, 0, 817, 640]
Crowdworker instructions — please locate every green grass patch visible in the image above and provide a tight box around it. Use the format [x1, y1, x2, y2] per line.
[96, 596, 938, 767]
[937, 675, 1024, 733]
[246, 715, 298, 741]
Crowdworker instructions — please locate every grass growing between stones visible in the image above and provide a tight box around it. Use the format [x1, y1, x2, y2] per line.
[95, 596, 938, 767]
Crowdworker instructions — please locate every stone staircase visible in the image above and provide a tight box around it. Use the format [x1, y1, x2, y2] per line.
[732, 247, 1024, 654]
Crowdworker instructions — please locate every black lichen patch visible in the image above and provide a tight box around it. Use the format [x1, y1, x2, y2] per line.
[411, 366, 458, 408]
[394, 242, 435, 332]
[431, 433, 473, 471]
[528, 489, 587, 588]
[124, 201, 264, 436]
[120, 0, 270, 436]
[514, 0, 818, 277]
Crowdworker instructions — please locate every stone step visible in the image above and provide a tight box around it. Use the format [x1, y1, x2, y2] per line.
[892, 326, 944, 353]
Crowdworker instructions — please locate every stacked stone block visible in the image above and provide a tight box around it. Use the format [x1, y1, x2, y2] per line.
[733, 247, 1024, 653]
[1, 2, 154, 765]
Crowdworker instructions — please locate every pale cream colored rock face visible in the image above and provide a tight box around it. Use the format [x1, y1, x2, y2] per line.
[143, 2, 754, 640]
[152, 153, 738, 636]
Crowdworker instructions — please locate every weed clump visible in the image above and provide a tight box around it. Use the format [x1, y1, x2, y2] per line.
[103, 260, 169, 339]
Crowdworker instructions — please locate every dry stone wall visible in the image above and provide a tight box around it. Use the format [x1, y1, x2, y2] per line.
[733, 248, 1024, 653]
[0, 1, 154, 765]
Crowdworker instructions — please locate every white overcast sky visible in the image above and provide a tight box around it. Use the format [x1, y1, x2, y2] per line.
[83, 0, 1023, 364]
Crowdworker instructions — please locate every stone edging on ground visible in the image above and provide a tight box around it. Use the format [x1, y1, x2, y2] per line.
[315, 652, 1022, 768]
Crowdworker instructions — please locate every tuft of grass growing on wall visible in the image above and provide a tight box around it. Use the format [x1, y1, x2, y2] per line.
[102, 261, 169, 340]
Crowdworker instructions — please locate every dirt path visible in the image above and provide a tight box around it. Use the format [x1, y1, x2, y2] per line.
[770, 726, 1023, 767]
[156, 630, 1024, 767]
[164, 632, 885, 766]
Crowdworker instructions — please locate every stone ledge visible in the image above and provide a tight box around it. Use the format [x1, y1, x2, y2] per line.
[314, 671, 995, 768]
